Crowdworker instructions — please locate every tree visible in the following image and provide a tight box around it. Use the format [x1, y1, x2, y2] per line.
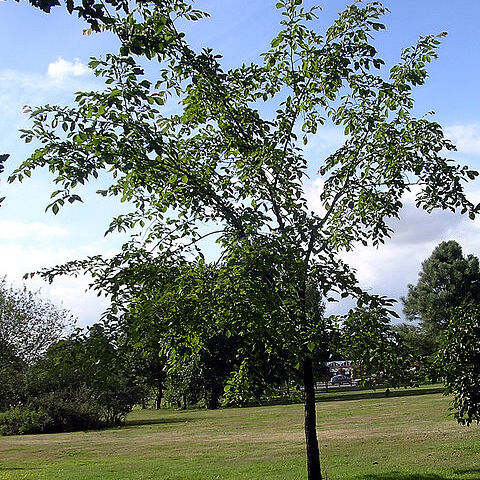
[0, 277, 75, 365]
[0, 338, 26, 411]
[437, 302, 480, 426]
[393, 323, 438, 381]
[342, 308, 415, 390]
[402, 240, 480, 336]
[27, 323, 148, 429]
[12, 1, 480, 478]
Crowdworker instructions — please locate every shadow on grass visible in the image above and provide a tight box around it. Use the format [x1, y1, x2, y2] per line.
[126, 416, 197, 427]
[237, 386, 444, 408]
[357, 475, 445, 480]
[355, 469, 480, 480]
[315, 387, 444, 404]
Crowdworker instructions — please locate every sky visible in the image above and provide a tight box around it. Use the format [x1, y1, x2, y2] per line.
[1, 0, 480, 326]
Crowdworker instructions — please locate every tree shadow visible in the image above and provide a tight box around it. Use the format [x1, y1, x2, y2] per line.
[125, 416, 197, 427]
[453, 468, 480, 477]
[355, 469, 480, 480]
[230, 386, 444, 408]
[356, 473, 446, 480]
[316, 387, 444, 404]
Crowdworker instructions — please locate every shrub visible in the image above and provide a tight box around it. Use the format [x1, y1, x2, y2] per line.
[31, 387, 105, 432]
[0, 407, 53, 436]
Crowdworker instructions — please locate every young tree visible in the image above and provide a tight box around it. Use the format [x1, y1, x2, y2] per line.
[437, 302, 480, 426]
[402, 240, 480, 335]
[12, 1, 479, 478]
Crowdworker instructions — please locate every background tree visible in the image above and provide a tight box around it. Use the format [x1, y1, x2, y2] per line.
[437, 302, 480, 426]
[25, 323, 147, 431]
[0, 338, 26, 411]
[342, 308, 415, 390]
[13, 1, 480, 479]
[402, 240, 480, 336]
[393, 323, 438, 382]
[0, 277, 75, 365]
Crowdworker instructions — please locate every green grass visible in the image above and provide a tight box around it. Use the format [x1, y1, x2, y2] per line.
[1, 388, 479, 480]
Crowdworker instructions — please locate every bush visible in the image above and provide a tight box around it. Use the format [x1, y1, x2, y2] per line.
[0, 407, 53, 436]
[31, 387, 105, 432]
[0, 388, 107, 436]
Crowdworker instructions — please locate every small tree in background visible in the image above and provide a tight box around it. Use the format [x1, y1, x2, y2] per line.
[438, 302, 480, 426]
[25, 323, 147, 431]
[393, 323, 438, 382]
[343, 308, 415, 390]
[0, 277, 75, 365]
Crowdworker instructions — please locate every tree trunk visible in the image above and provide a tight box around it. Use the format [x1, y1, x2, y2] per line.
[303, 356, 322, 480]
[155, 386, 163, 410]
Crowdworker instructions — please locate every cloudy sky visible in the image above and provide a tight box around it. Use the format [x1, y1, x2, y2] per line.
[1, 0, 480, 326]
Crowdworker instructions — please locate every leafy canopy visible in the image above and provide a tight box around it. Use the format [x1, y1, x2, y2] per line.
[438, 302, 480, 426]
[11, 0, 479, 413]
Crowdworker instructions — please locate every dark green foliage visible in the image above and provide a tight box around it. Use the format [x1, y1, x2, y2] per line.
[0, 339, 26, 411]
[196, 334, 243, 409]
[342, 309, 414, 389]
[438, 302, 480, 426]
[26, 388, 103, 433]
[403, 241, 480, 335]
[0, 278, 74, 416]
[19, 324, 148, 433]
[394, 323, 438, 382]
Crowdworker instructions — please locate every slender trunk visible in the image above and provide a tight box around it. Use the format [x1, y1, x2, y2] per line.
[303, 356, 322, 480]
[155, 386, 163, 410]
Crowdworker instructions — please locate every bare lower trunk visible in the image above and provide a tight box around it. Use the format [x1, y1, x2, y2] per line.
[303, 356, 322, 480]
[155, 388, 163, 409]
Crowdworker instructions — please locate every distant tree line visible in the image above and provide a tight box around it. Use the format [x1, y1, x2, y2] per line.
[3, 237, 480, 437]
[1, 272, 414, 436]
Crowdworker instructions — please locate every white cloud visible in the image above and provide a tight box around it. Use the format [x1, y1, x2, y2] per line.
[0, 233, 121, 328]
[47, 57, 90, 82]
[310, 179, 480, 319]
[305, 177, 326, 216]
[0, 221, 67, 240]
[445, 123, 480, 155]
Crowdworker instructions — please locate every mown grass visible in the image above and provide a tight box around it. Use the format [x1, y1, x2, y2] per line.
[1, 388, 479, 480]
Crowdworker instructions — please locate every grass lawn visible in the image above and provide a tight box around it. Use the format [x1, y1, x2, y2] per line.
[1, 388, 479, 480]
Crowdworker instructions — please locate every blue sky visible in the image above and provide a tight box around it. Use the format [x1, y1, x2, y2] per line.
[1, 0, 480, 326]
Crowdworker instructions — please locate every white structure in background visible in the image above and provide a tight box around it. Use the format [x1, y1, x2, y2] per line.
[327, 360, 354, 376]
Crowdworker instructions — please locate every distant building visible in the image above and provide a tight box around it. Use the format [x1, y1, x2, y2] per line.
[327, 360, 354, 376]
